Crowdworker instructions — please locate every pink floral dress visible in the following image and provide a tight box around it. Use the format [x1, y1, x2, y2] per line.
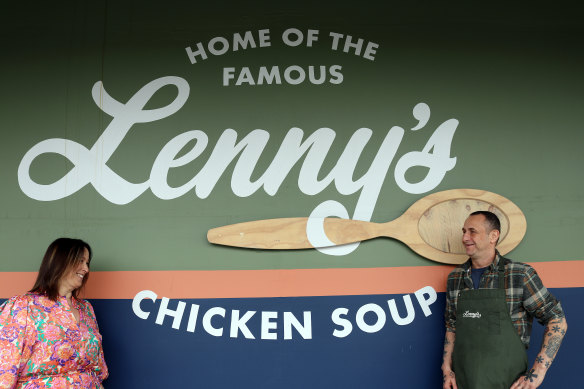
[0, 293, 108, 388]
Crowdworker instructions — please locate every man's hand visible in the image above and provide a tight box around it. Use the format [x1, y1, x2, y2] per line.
[509, 368, 545, 389]
[442, 369, 458, 389]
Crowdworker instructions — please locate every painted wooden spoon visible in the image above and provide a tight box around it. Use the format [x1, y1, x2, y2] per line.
[207, 189, 526, 264]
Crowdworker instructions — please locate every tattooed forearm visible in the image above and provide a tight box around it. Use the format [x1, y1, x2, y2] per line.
[532, 317, 567, 374]
[442, 332, 456, 372]
[545, 335, 563, 359]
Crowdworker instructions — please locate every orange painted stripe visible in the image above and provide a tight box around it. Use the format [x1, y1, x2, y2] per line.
[1, 261, 582, 299]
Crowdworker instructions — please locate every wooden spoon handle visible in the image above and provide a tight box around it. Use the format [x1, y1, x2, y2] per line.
[207, 189, 527, 265]
[207, 217, 388, 249]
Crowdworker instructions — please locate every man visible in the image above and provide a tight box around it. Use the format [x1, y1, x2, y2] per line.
[442, 211, 567, 389]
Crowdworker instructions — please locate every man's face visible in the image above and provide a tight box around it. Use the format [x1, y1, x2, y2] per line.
[462, 214, 499, 260]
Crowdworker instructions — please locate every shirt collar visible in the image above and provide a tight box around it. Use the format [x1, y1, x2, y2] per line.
[462, 250, 502, 273]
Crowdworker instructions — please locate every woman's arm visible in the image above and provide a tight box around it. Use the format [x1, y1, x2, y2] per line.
[84, 301, 109, 383]
[0, 296, 30, 389]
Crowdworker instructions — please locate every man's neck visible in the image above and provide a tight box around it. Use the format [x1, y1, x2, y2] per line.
[470, 251, 496, 269]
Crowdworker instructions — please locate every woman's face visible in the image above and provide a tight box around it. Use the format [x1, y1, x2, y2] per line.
[59, 247, 90, 296]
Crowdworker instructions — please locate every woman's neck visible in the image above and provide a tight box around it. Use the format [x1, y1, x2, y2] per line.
[58, 287, 74, 301]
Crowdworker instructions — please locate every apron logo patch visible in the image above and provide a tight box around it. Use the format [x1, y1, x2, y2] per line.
[462, 310, 481, 319]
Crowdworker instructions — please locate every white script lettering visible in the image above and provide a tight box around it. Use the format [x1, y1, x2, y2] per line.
[462, 310, 482, 319]
[18, 77, 458, 255]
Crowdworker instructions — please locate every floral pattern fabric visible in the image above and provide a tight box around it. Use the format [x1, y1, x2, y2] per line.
[0, 293, 108, 388]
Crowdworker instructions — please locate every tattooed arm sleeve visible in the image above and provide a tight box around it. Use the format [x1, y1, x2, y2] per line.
[542, 318, 567, 367]
[441, 332, 457, 388]
[442, 276, 458, 387]
[521, 265, 567, 383]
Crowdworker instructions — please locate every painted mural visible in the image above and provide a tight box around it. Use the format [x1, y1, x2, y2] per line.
[1, 1, 583, 388]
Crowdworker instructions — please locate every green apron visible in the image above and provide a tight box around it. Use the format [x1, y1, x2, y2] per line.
[452, 258, 528, 389]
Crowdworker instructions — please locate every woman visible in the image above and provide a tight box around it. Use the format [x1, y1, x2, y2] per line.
[0, 238, 108, 388]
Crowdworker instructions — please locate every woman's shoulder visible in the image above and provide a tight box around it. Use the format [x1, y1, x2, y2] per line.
[3, 292, 61, 310]
[0, 293, 34, 317]
[2, 293, 34, 307]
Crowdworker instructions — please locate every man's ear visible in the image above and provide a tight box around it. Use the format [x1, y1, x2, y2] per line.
[489, 229, 500, 245]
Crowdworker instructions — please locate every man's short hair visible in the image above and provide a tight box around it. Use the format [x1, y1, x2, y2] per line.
[470, 210, 501, 233]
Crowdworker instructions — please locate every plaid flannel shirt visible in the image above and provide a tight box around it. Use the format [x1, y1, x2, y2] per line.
[445, 252, 564, 347]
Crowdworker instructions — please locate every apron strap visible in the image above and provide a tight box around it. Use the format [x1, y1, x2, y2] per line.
[497, 255, 506, 290]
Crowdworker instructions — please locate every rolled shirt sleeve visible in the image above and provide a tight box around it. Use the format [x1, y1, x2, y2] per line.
[444, 268, 465, 333]
[522, 265, 564, 325]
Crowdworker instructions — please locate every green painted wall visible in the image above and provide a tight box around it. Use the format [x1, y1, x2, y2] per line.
[1, 1, 582, 272]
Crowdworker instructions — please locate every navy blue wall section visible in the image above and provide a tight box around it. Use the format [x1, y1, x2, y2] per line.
[84, 288, 580, 388]
[2, 288, 579, 387]
[93, 293, 444, 388]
